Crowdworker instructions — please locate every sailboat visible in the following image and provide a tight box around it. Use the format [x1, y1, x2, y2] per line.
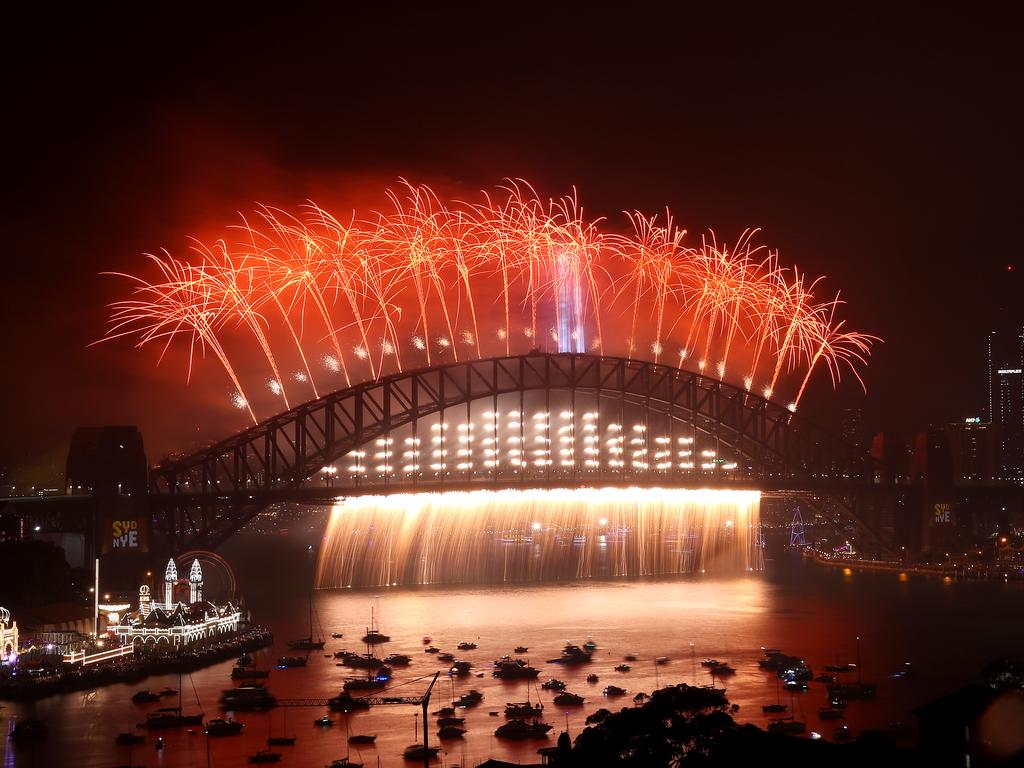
[144, 672, 203, 729]
[288, 588, 325, 650]
[762, 676, 786, 714]
[361, 606, 390, 645]
[267, 708, 296, 746]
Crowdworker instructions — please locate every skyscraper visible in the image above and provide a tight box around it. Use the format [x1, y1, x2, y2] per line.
[987, 326, 1024, 482]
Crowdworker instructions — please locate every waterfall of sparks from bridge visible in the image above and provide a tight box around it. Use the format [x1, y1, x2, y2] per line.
[98, 179, 877, 420]
[315, 488, 762, 588]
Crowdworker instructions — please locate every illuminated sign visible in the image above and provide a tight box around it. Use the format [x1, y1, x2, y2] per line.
[103, 516, 149, 554]
[997, 369, 1022, 375]
[964, 417, 981, 424]
[933, 502, 952, 525]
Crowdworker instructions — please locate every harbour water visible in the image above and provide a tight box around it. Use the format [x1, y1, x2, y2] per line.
[4, 552, 1023, 767]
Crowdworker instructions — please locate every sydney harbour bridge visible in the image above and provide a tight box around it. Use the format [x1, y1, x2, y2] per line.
[144, 352, 900, 556]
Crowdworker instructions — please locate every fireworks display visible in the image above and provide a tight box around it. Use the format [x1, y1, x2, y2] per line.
[99, 180, 876, 423]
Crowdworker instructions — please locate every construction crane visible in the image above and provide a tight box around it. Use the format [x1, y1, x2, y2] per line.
[277, 671, 442, 768]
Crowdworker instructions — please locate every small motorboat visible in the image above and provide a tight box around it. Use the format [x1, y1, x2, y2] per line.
[457, 641, 478, 650]
[385, 653, 411, 666]
[436, 716, 465, 727]
[267, 736, 296, 746]
[248, 749, 282, 764]
[824, 662, 856, 673]
[614, 664, 631, 673]
[624, 654, 638, 662]
[583, 639, 598, 652]
[116, 732, 144, 745]
[437, 725, 467, 738]
[331, 632, 344, 639]
[276, 656, 307, 668]
[710, 664, 736, 677]
[701, 659, 722, 668]
[424, 646, 440, 654]
[132, 690, 161, 704]
[402, 743, 441, 760]
[438, 652, 455, 662]
[422, 636, 432, 644]
[540, 678, 566, 690]
[348, 734, 377, 744]
[314, 716, 334, 727]
[504, 701, 543, 718]
[449, 660, 472, 676]
[767, 718, 806, 735]
[514, 646, 529, 653]
[433, 706, 456, 717]
[656, 657, 669, 665]
[553, 691, 584, 706]
[783, 680, 808, 691]
[586, 674, 600, 683]
[494, 720, 553, 739]
[205, 718, 245, 736]
[603, 685, 626, 697]
[288, 637, 326, 651]
[362, 629, 390, 645]
[329, 759, 364, 768]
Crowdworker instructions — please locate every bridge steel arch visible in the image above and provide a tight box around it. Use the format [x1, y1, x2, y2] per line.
[149, 353, 891, 553]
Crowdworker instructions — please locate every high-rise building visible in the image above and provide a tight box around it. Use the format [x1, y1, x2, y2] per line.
[945, 418, 995, 482]
[841, 408, 866, 449]
[987, 327, 1024, 483]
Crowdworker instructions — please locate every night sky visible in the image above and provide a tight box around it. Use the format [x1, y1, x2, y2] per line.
[4, 5, 1022, 478]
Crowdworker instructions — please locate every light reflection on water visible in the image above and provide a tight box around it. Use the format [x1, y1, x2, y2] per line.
[6, 557, 1024, 767]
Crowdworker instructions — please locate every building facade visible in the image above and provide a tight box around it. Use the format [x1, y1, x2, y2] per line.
[0, 607, 17, 662]
[112, 559, 240, 650]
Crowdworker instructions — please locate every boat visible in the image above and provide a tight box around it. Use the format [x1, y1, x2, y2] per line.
[220, 684, 277, 710]
[205, 718, 244, 736]
[514, 646, 529, 653]
[828, 681, 876, 700]
[701, 658, 722, 668]
[276, 656, 307, 668]
[422, 636, 432, 644]
[453, 690, 483, 708]
[505, 701, 544, 718]
[337, 651, 386, 669]
[783, 680, 808, 691]
[233, 666, 271, 679]
[656, 657, 670, 665]
[343, 676, 388, 691]
[159, 687, 177, 697]
[449, 660, 472, 676]
[314, 716, 334, 727]
[586, 674, 600, 683]
[603, 685, 626, 696]
[553, 692, 584, 706]
[815, 674, 836, 684]
[457, 641, 478, 650]
[710, 664, 736, 677]
[433, 706, 456, 716]
[402, 743, 441, 760]
[438, 652, 455, 662]
[767, 718, 806, 735]
[762, 704, 787, 713]
[248, 749, 282, 764]
[614, 664, 631, 673]
[361, 608, 390, 645]
[824, 662, 856, 673]
[132, 690, 161, 704]
[494, 720, 552, 739]
[818, 707, 844, 720]
[437, 725, 467, 738]
[329, 759, 364, 768]
[624, 654, 637, 662]
[385, 653, 411, 666]
[583, 639, 597, 651]
[289, 587, 326, 650]
[547, 644, 592, 665]
[348, 734, 377, 744]
[145, 709, 205, 729]
[424, 646, 440, 654]
[328, 694, 371, 712]
[268, 736, 296, 746]
[116, 732, 145, 745]
[833, 724, 853, 742]
[540, 678, 566, 690]
[493, 659, 540, 679]
[331, 632, 344, 639]
[436, 716, 465, 727]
